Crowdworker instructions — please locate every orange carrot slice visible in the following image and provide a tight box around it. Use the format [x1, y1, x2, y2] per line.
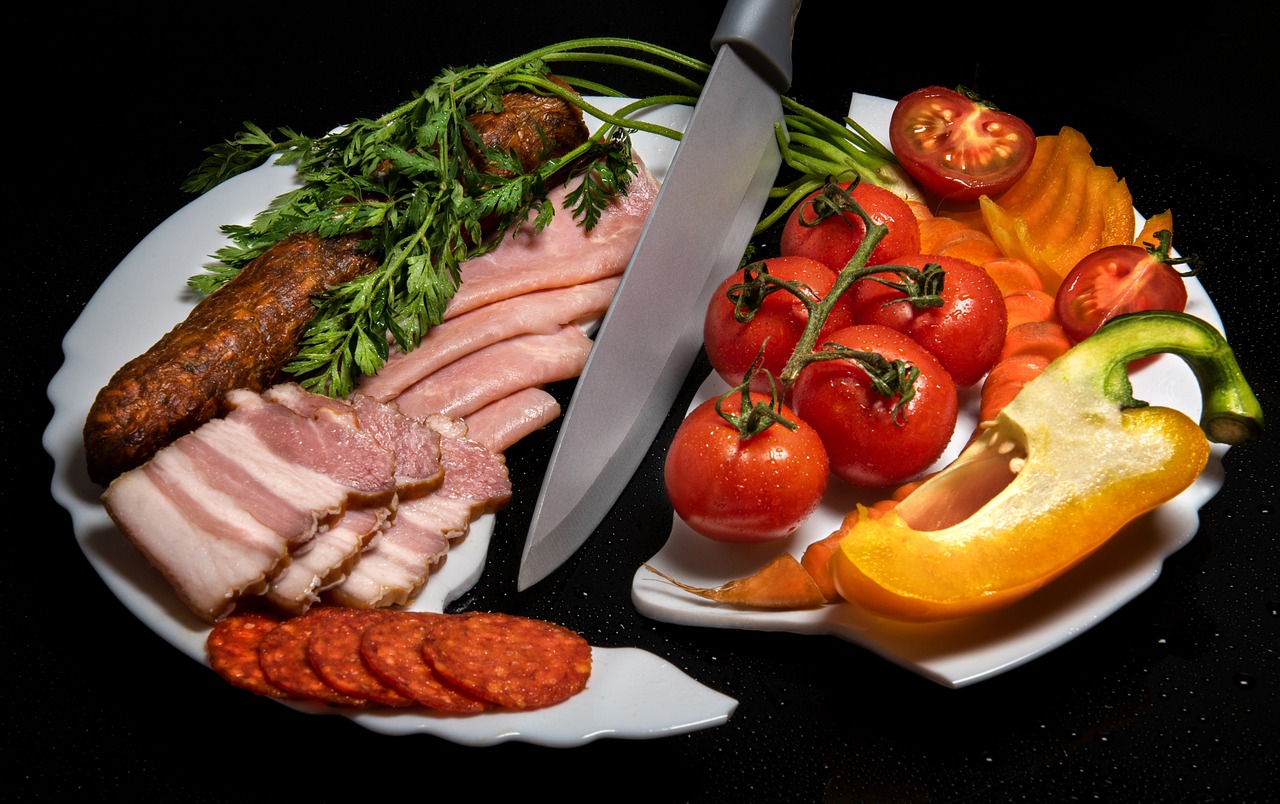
[999, 320, 1072, 363]
[906, 199, 934, 223]
[644, 554, 827, 609]
[801, 533, 846, 603]
[1003, 289, 1057, 330]
[980, 354, 1051, 422]
[982, 257, 1043, 295]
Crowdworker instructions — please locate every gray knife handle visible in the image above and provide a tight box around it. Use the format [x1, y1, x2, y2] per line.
[711, 0, 801, 92]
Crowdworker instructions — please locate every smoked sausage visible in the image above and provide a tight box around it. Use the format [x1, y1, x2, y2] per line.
[83, 232, 377, 485]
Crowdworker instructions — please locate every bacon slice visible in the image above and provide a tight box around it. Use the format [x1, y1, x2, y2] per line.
[265, 506, 389, 614]
[328, 417, 512, 608]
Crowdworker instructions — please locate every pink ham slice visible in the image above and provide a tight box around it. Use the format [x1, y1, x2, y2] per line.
[442, 156, 659, 320]
[393, 325, 592, 421]
[327, 415, 512, 609]
[463, 387, 561, 454]
[355, 276, 620, 403]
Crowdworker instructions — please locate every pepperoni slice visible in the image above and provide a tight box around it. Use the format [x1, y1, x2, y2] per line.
[258, 607, 369, 707]
[420, 611, 592, 710]
[206, 608, 292, 699]
[306, 609, 414, 708]
[359, 613, 490, 713]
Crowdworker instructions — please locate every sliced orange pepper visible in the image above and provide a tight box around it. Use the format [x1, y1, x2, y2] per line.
[829, 311, 1261, 622]
[981, 127, 1136, 293]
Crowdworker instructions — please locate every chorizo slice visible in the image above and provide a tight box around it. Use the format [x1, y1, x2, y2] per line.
[257, 606, 370, 707]
[306, 608, 415, 708]
[206, 608, 292, 699]
[420, 611, 591, 710]
[359, 613, 491, 713]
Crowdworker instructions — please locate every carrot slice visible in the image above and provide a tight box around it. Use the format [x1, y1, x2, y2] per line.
[999, 320, 1072, 363]
[916, 215, 969, 254]
[644, 554, 827, 609]
[980, 354, 1051, 422]
[906, 199, 934, 223]
[800, 533, 846, 603]
[1003, 289, 1057, 330]
[982, 257, 1043, 295]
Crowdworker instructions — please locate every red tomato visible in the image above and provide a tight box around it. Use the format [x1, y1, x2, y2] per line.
[791, 325, 957, 488]
[847, 254, 1007, 389]
[664, 391, 829, 542]
[889, 86, 1036, 203]
[779, 181, 921, 272]
[703, 256, 855, 394]
[1054, 237, 1190, 344]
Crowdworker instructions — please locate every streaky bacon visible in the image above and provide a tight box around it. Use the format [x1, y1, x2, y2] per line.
[327, 415, 512, 609]
[265, 507, 389, 614]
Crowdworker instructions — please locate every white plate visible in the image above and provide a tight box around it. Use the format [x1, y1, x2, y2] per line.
[44, 96, 738, 744]
[631, 93, 1231, 689]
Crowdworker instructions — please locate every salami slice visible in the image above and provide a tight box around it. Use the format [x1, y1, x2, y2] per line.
[306, 609, 414, 708]
[420, 611, 592, 710]
[258, 607, 369, 707]
[359, 613, 490, 713]
[206, 608, 292, 698]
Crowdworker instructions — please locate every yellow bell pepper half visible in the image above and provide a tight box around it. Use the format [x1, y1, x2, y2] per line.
[831, 310, 1263, 622]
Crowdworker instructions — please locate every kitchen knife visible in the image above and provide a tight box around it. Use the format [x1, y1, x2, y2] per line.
[517, 0, 801, 590]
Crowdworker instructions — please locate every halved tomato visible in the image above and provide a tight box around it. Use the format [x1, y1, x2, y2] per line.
[1054, 232, 1191, 344]
[889, 86, 1036, 203]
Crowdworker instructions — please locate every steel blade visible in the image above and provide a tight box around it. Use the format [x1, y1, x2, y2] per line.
[517, 36, 789, 591]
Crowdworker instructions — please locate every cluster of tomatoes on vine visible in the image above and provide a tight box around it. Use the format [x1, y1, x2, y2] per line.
[664, 177, 1009, 543]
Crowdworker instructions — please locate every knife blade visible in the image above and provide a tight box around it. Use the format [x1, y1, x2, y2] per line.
[517, 0, 801, 590]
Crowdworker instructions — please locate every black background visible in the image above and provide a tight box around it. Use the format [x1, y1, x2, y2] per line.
[13, 3, 1277, 801]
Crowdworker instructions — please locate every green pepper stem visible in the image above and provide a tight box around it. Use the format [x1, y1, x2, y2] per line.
[1062, 310, 1263, 445]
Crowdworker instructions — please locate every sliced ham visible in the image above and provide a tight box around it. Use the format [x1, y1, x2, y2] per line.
[355, 276, 620, 403]
[464, 387, 562, 454]
[443, 157, 659, 320]
[328, 416, 512, 609]
[393, 325, 592, 421]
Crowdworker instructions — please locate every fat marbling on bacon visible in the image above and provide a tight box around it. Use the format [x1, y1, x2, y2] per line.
[101, 385, 445, 622]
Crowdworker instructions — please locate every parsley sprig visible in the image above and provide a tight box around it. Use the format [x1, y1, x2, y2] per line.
[180, 37, 911, 398]
[182, 38, 704, 397]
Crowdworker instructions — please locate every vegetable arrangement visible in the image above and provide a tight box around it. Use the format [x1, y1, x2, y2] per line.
[658, 85, 1264, 622]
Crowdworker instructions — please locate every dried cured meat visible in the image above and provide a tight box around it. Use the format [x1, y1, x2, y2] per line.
[206, 608, 291, 699]
[420, 611, 592, 710]
[305, 609, 414, 708]
[83, 233, 379, 486]
[359, 613, 491, 713]
[257, 608, 370, 707]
